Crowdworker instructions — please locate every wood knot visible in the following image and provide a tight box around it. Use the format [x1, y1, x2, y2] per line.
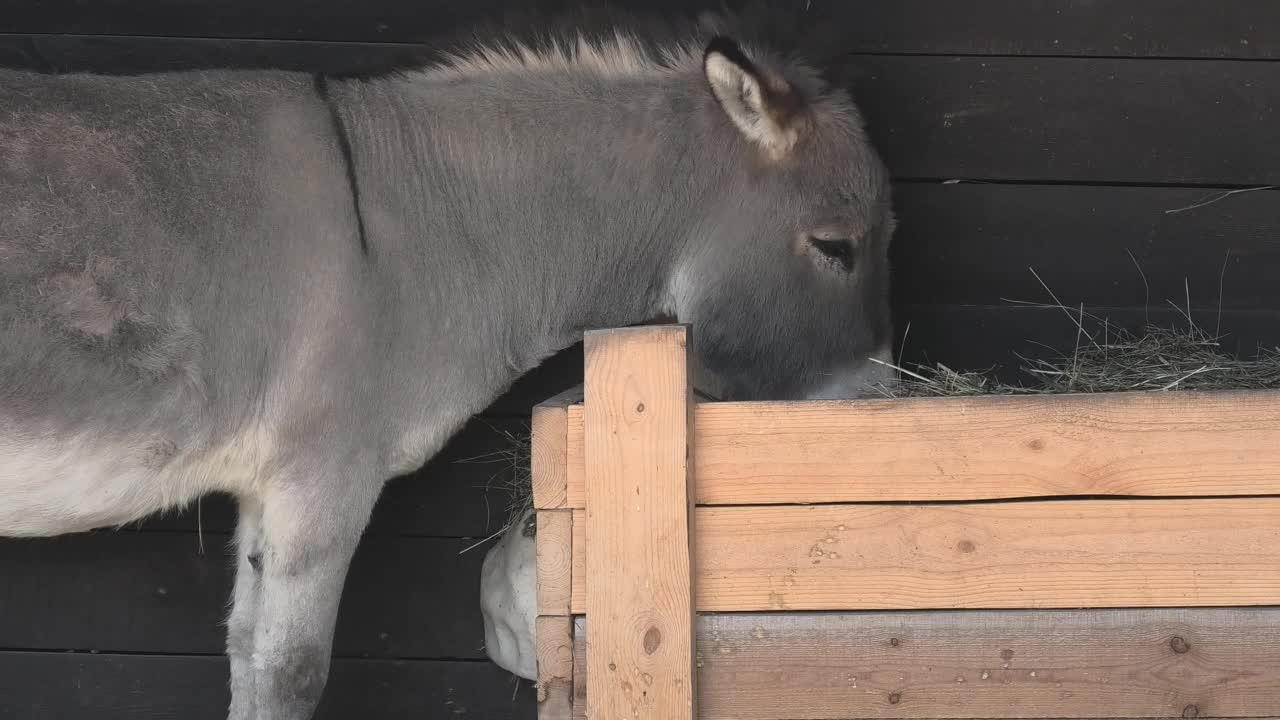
[643, 627, 662, 655]
[888, 692, 901, 705]
[957, 540, 977, 553]
[635, 402, 645, 414]
[1027, 438, 1045, 451]
[1182, 704, 1200, 718]
[889, 637, 900, 647]
[1170, 636, 1191, 654]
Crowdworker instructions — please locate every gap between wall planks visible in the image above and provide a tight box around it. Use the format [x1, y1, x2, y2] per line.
[582, 325, 696, 720]
[558, 388, 1280, 507]
[571, 609, 1280, 720]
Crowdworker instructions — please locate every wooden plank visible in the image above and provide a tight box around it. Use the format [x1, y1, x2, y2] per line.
[0, 0, 729, 44]
[0, 34, 432, 75]
[536, 616, 575, 720]
[532, 386, 581, 509]
[853, 56, 1280, 185]
[0, 533, 495, 659]
[583, 325, 695, 720]
[4, 47, 1278, 187]
[5, 46, 1279, 187]
[833, 0, 1280, 59]
[570, 498, 1280, 613]
[564, 388, 1280, 507]
[572, 608, 1280, 719]
[536, 510, 574, 616]
[0, 652, 533, 720]
[891, 183, 1280, 310]
[4, 1, 1278, 58]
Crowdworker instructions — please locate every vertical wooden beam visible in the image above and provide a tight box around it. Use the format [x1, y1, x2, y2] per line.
[533, 386, 583, 718]
[583, 325, 696, 720]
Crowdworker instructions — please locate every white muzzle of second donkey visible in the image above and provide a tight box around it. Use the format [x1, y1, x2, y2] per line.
[479, 508, 538, 680]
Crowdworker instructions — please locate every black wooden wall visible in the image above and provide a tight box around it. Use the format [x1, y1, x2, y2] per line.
[2, 2, 1278, 718]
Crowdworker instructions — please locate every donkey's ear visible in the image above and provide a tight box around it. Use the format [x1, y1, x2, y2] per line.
[703, 36, 806, 157]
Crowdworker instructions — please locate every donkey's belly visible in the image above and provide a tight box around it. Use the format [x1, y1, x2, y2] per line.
[0, 427, 271, 537]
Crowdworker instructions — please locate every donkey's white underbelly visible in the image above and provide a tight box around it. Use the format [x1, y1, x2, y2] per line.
[0, 428, 272, 537]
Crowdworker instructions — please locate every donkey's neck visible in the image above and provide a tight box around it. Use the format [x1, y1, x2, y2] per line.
[330, 67, 720, 423]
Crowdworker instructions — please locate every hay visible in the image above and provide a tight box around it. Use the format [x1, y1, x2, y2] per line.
[454, 421, 534, 554]
[874, 305, 1280, 398]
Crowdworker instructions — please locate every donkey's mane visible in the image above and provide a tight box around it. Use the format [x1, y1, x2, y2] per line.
[413, 1, 856, 86]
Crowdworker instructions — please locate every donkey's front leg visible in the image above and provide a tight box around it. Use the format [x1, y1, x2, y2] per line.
[244, 470, 384, 720]
[227, 496, 265, 720]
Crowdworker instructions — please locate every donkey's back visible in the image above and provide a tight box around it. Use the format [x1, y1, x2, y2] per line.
[0, 68, 365, 535]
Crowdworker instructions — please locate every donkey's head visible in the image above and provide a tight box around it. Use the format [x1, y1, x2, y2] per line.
[668, 33, 895, 402]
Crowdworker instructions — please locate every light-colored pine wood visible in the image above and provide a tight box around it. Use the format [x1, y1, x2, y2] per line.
[570, 498, 1280, 612]
[572, 609, 1280, 719]
[565, 404, 585, 513]
[536, 510, 573, 616]
[583, 325, 696, 720]
[562, 389, 1280, 507]
[536, 615, 575, 720]
[531, 385, 582, 509]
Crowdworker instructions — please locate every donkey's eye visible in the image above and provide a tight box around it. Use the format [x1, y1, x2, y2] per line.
[808, 237, 854, 272]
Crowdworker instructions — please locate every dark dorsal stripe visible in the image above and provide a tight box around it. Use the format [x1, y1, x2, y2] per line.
[313, 74, 370, 257]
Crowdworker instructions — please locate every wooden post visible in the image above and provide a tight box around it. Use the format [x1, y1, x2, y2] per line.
[532, 386, 582, 719]
[583, 325, 696, 720]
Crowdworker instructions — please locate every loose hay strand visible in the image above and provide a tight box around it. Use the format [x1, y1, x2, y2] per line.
[877, 311, 1280, 399]
[453, 420, 534, 554]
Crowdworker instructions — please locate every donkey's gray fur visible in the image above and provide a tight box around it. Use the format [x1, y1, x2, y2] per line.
[0, 3, 894, 717]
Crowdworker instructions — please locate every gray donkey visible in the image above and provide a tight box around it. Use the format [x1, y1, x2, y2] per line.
[0, 3, 896, 718]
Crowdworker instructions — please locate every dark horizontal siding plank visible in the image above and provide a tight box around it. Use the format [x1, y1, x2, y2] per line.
[836, 0, 1280, 60]
[5, 39, 1276, 187]
[853, 56, 1280, 185]
[891, 183, 1280, 309]
[0, 0, 727, 45]
[0, 34, 431, 76]
[895, 305, 1280, 379]
[131, 416, 529, 537]
[0, 652, 532, 720]
[0, 533, 502, 660]
[3, 1, 1278, 59]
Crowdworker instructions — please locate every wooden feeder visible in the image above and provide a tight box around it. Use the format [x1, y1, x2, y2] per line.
[532, 323, 1280, 720]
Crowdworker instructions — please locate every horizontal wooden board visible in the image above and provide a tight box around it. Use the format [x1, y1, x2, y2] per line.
[0, 34, 430, 76]
[3, 1, 1278, 59]
[0, 0, 726, 44]
[891, 183, 1280, 309]
[828, 0, 1280, 60]
[129, 416, 530, 538]
[571, 608, 1280, 719]
[568, 499, 1280, 612]
[0, 533, 495, 659]
[0, 652, 532, 720]
[852, 56, 1280, 185]
[562, 388, 1280, 507]
[4, 40, 1278, 185]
